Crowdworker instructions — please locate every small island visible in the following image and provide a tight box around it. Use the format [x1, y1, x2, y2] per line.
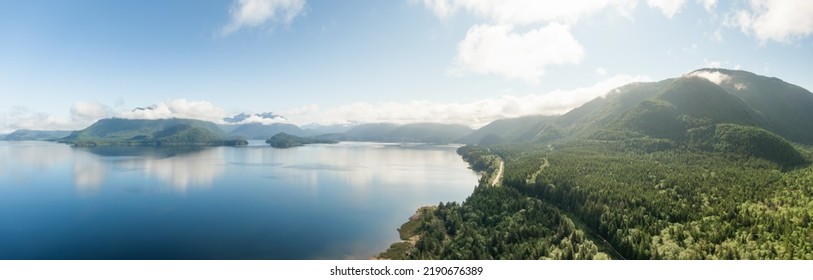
[266, 132, 338, 148]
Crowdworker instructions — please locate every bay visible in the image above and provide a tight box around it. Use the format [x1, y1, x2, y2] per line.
[0, 141, 477, 259]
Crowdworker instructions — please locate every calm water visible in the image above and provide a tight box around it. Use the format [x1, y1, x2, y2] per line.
[0, 141, 477, 259]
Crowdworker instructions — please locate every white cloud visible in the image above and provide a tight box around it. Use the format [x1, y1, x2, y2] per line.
[117, 99, 228, 122]
[728, 0, 813, 44]
[686, 70, 730, 85]
[419, 0, 636, 25]
[697, 0, 717, 12]
[70, 101, 112, 122]
[418, 1, 701, 84]
[222, 0, 306, 35]
[117, 99, 227, 122]
[119, 99, 298, 125]
[647, 0, 688, 18]
[295, 74, 650, 127]
[279, 103, 319, 117]
[0, 106, 79, 133]
[596, 67, 608, 76]
[236, 115, 289, 125]
[455, 23, 584, 83]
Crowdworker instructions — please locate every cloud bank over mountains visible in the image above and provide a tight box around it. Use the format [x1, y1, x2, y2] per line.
[0, 74, 648, 133]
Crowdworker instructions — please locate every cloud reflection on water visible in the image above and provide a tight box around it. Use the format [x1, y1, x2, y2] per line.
[74, 146, 224, 193]
[253, 142, 476, 205]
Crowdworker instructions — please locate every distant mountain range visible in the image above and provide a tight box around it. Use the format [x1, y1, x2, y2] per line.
[456, 115, 559, 145]
[227, 123, 303, 140]
[7, 68, 811, 155]
[28, 119, 475, 147]
[2, 129, 72, 141]
[319, 123, 474, 143]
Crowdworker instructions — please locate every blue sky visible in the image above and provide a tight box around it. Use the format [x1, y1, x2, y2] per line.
[1, 0, 812, 132]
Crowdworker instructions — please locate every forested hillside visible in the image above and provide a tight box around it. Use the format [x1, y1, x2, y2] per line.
[386, 69, 813, 260]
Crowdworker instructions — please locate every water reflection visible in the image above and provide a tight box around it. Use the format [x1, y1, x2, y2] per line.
[0, 141, 478, 259]
[73, 154, 106, 194]
[4, 141, 72, 171]
[236, 143, 476, 205]
[75, 146, 225, 192]
[1, 142, 473, 197]
[80, 146, 205, 158]
[0, 141, 73, 186]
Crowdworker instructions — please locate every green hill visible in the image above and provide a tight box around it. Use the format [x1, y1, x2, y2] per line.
[556, 80, 673, 137]
[688, 124, 806, 168]
[542, 69, 813, 146]
[458, 115, 559, 145]
[455, 68, 813, 164]
[60, 118, 247, 146]
[266, 132, 337, 148]
[653, 76, 760, 126]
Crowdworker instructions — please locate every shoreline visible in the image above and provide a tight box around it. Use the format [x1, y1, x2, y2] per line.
[374, 206, 436, 260]
[375, 146, 501, 259]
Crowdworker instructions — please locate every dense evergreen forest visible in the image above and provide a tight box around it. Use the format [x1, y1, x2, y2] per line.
[382, 141, 813, 260]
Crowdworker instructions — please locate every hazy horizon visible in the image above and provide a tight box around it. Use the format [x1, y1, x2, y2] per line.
[2, 0, 812, 133]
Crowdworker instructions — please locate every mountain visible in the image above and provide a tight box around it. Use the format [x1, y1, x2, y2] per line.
[610, 76, 761, 140]
[457, 68, 812, 166]
[554, 80, 673, 137]
[493, 69, 813, 147]
[60, 118, 246, 146]
[265, 132, 337, 148]
[320, 123, 473, 144]
[3, 129, 72, 141]
[340, 123, 399, 140]
[697, 68, 813, 144]
[228, 123, 304, 140]
[378, 123, 473, 143]
[457, 115, 559, 145]
[300, 123, 357, 135]
[218, 124, 241, 134]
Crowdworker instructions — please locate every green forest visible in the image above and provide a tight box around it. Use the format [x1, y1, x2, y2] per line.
[381, 140, 813, 260]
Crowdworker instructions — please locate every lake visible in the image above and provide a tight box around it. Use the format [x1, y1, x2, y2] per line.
[0, 141, 478, 259]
